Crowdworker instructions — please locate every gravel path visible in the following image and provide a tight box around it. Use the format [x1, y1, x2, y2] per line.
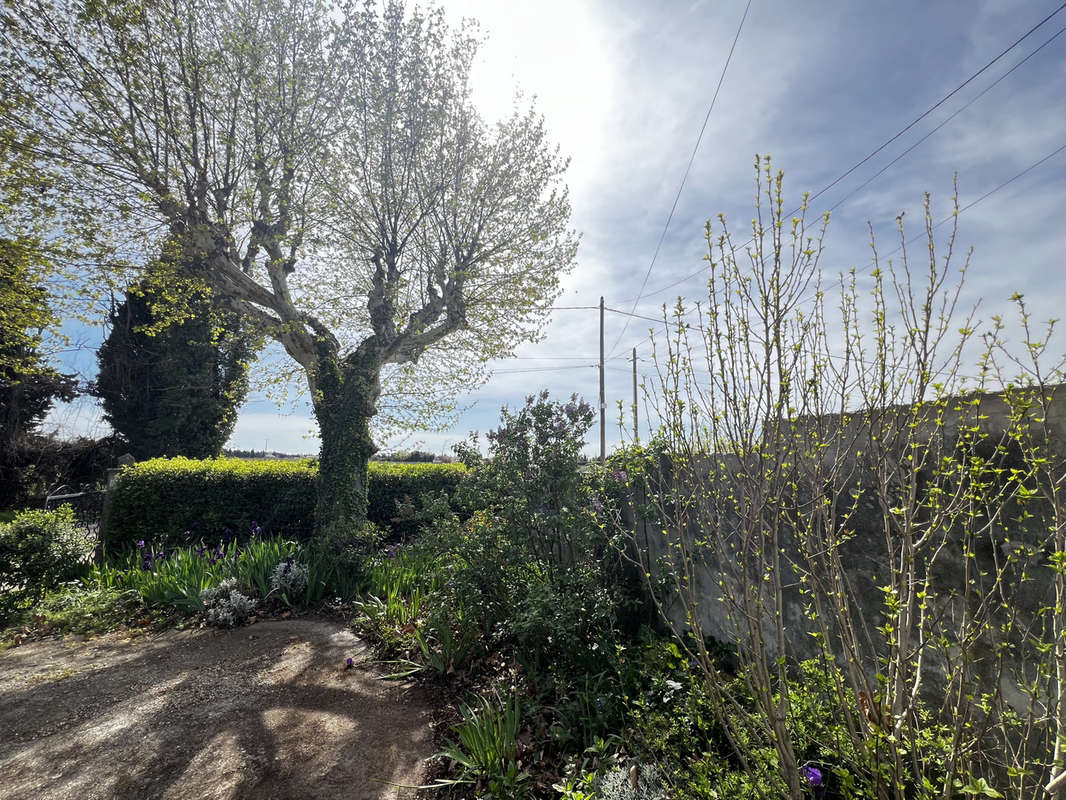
[0, 618, 433, 799]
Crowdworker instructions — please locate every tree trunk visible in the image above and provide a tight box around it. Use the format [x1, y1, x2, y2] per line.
[312, 352, 381, 540]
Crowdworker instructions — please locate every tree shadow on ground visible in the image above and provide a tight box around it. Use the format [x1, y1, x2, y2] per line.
[0, 618, 433, 800]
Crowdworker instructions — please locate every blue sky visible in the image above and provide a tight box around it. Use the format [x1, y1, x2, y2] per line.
[45, 0, 1066, 456]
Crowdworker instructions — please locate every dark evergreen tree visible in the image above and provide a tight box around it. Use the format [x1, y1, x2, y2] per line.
[93, 281, 259, 461]
[0, 239, 78, 506]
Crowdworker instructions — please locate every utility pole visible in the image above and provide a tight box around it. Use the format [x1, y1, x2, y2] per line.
[632, 347, 638, 443]
[599, 296, 605, 462]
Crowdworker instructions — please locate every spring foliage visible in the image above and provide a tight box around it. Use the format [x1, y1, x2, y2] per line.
[3, 0, 577, 533]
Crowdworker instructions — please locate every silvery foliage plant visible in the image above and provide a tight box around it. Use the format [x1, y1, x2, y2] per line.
[269, 556, 309, 597]
[201, 578, 257, 627]
[597, 764, 669, 800]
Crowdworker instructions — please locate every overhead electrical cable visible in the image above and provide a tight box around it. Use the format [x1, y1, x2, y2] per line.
[634, 2, 1066, 305]
[621, 138, 1066, 359]
[826, 23, 1066, 216]
[491, 364, 597, 375]
[804, 0, 1066, 207]
[605, 0, 753, 360]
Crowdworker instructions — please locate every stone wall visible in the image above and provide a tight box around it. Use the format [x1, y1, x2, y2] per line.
[628, 385, 1066, 712]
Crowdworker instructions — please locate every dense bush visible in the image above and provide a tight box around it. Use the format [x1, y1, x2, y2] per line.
[103, 457, 316, 549]
[399, 393, 643, 767]
[368, 461, 466, 537]
[102, 457, 464, 548]
[0, 505, 93, 614]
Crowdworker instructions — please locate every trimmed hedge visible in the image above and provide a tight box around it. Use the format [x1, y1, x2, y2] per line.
[103, 457, 465, 549]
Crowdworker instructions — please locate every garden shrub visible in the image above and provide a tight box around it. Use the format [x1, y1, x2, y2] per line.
[367, 461, 465, 537]
[102, 457, 464, 548]
[0, 505, 92, 614]
[200, 578, 257, 627]
[597, 764, 668, 800]
[269, 556, 308, 598]
[415, 393, 642, 759]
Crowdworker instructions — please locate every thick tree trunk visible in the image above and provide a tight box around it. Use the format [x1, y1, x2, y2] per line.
[311, 351, 381, 540]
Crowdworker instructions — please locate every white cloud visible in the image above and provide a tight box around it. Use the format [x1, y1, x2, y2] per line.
[226, 412, 320, 455]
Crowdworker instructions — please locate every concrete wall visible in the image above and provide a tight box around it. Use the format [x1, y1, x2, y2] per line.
[629, 385, 1066, 711]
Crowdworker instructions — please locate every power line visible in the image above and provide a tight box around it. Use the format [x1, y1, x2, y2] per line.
[540, 304, 678, 324]
[606, 0, 752, 360]
[826, 23, 1066, 216]
[633, 2, 1066, 304]
[619, 138, 1066, 358]
[498, 355, 603, 361]
[491, 364, 597, 375]
[806, 0, 1066, 208]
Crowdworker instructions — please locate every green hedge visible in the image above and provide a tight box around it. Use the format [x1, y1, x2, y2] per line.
[0, 505, 93, 616]
[103, 457, 465, 549]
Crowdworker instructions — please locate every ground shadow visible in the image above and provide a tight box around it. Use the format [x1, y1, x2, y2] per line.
[0, 618, 434, 799]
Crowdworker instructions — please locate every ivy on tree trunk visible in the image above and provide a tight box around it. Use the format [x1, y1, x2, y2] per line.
[312, 345, 382, 538]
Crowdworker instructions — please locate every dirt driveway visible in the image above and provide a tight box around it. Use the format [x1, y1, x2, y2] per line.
[0, 618, 434, 799]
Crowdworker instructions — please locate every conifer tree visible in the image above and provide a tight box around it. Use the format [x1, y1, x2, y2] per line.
[93, 280, 258, 461]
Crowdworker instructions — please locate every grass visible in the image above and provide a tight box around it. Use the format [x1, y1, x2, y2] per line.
[434, 692, 530, 796]
[1, 580, 167, 646]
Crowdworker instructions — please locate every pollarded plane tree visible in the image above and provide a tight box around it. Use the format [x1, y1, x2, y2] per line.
[3, 0, 577, 536]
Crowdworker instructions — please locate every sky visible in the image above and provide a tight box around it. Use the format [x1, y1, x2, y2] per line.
[44, 0, 1066, 457]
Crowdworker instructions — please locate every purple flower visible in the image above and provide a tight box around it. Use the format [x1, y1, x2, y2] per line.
[345, 657, 354, 669]
[801, 765, 826, 797]
[539, 389, 550, 401]
[155, 551, 165, 561]
[196, 546, 207, 557]
[136, 540, 145, 550]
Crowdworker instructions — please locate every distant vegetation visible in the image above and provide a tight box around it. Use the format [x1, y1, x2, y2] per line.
[222, 449, 315, 461]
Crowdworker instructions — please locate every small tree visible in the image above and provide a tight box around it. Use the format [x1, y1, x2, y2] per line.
[617, 158, 1065, 798]
[92, 278, 258, 460]
[0, 40, 79, 506]
[5, 0, 577, 537]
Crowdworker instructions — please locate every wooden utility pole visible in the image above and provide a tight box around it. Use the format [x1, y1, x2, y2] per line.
[599, 296, 605, 462]
[632, 347, 638, 442]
